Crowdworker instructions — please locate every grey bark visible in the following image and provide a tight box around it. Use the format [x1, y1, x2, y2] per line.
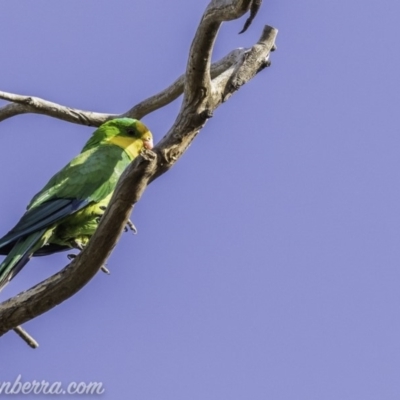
[0, 0, 277, 342]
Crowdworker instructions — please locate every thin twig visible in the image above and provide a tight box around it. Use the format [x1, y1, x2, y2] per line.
[13, 326, 39, 349]
[239, 0, 262, 33]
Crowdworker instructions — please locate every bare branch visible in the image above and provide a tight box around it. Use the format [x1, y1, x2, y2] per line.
[152, 26, 277, 180]
[213, 25, 278, 104]
[0, 50, 243, 126]
[0, 103, 30, 120]
[13, 326, 39, 349]
[0, 91, 114, 126]
[184, 0, 253, 104]
[0, 0, 277, 342]
[123, 49, 244, 120]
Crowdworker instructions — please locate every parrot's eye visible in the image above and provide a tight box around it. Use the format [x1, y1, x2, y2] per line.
[127, 128, 136, 136]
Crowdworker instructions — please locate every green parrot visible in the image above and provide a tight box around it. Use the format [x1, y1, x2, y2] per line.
[0, 118, 153, 291]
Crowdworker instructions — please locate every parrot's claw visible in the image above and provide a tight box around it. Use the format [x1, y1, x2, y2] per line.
[126, 219, 137, 234]
[68, 253, 110, 275]
[100, 206, 136, 234]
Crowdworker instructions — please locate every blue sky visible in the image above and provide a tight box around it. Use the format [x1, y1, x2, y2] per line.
[1, 0, 400, 399]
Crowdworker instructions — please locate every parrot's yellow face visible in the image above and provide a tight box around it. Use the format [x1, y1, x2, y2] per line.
[104, 118, 154, 159]
[134, 121, 153, 150]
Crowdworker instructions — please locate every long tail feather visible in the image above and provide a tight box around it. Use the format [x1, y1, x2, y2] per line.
[0, 230, 46, 291]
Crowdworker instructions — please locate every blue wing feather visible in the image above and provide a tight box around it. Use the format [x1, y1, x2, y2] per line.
[0, 198, 88, 252]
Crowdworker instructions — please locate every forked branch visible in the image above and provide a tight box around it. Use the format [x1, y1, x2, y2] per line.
[0, 0, 277, 343]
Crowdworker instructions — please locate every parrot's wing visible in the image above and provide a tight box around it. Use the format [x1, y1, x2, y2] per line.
[31, 243, 71, 256]
[0, 198, 89, 250]
[0, 229, 48, 288]
[0, 146, 126, 251]
[0, 199, 88, 289]
[27, 145, 122, 209]
[0, 145, 128, 257]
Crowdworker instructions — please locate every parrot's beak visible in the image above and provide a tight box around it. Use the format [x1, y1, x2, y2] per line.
[143, 137, 154, 150]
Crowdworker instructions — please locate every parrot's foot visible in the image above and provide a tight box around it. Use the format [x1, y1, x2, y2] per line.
[67, 252, 110, 274]
[76, 243, 84, 251]
[125, 219, 137, 234]
[67, 252, 109, 275]
[99, 206, 136, 234]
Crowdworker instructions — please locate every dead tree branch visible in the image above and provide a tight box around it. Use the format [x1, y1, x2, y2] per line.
[0, 50, 246, 126]
[0, 0, 277, 343]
